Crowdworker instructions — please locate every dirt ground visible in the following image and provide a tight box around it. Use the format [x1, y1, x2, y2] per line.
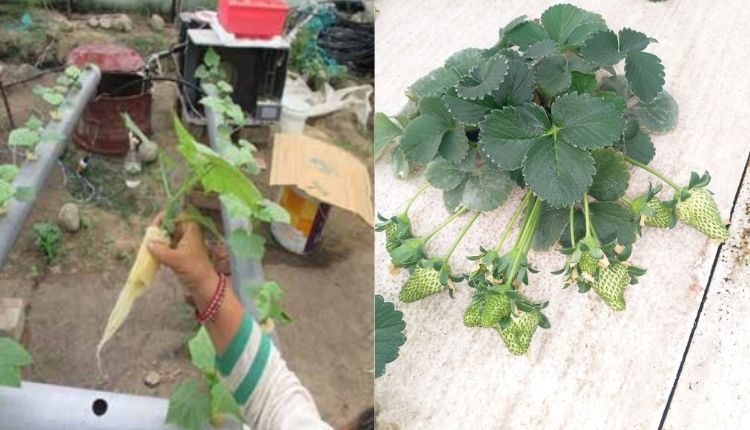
[0, 45, 373, 429]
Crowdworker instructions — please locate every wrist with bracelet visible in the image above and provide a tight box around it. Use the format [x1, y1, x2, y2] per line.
[194, 272, 228, 324]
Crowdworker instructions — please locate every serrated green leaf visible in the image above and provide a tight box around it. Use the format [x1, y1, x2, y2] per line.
[532, 203, 570, 250]
[456, 55, 509, 100]
[374, 113, 403, 160]
[444, 48, 484, 75]
[589, 202, 637, 245]
[535, 54, 571, 98]
[443, 182, 466, 212]
[569, 72, 597, 94]
[425, 158, 470, 190]
[631, 90, 678, 133]
[498, 15, 528, 43]
[399, 115, 450, 163]
[392, 146, 409, 179]
[0, 337, 33, 388]
[568, 56, 599, 73]
[600, 75, 631, 98]
[42, 92, 65, 106]
[620, 118, 655, 164]
[408, 48, 482, 100]
[443, 92, 494, 124]
[523, 137, 595, 207]
[166, 380, 212, 430]
[210, 384, 246, 424]
[618, 28, 650, 54]
[188, 327, 215, 373]
[540, 3, 606, 48]
[524, 39, 559, 59]
[625, 51, 665, 102]
[227, 229, 265, 260]
[439, 129, 469, 162]
[596, 91, 627, 111]
[504, 21, 549, 50]
[8, 128, 39, 148]
[552, 92, 625, 150]
[462, 166, 513, 212]
[580, 30, 622, 67]
[0, 165, 19, 183]
[256, 199, 290, 224]
[419, 96, 455, 125]
[590, 148, 630, 201]
[375, 295, 406, 378]
[479, 104, 550, 170]
[491, 60, 534, 106]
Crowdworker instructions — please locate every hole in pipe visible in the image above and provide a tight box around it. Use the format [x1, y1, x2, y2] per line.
[92, 398, 108, 416]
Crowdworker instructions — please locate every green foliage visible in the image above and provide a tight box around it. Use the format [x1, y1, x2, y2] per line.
[375, 295, 407, 377]
[0, 164, 32, 211]
[245, 281, 294, 326]
[32, 222, 61, 264]
[0, 337, 33, 388]
[376, 4, 723, 356]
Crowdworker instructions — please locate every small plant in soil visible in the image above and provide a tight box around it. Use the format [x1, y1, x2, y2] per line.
[32, 221, 62, 265]
[375, 4, 726, 356]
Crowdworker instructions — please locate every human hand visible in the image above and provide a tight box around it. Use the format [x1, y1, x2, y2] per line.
[147, 214, 219, 305]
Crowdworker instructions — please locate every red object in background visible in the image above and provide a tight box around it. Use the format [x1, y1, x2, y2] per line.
[66, 44, 152, 156]
[217, 0, 289, 39]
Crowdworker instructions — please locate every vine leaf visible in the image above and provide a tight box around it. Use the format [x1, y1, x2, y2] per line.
[534, 54, 571, 98]
[227, 229, 266, 261]
[625, 51, 665, 102]
[374, 113, 402, 160]
[590, 148, 630, 201]
[375, 295, 406, 378]
[211, 384, 246, 424]
[166, 380, 212, 430]
[540, 3, 606, 48]
[631, 90, 679, 133]
[456, 55, 509, 100]
[462, 166, 513, 212]
[552, 93, 625, 150]
[523, 136, 595, 207]
[187, 327, 215, 374]
[0, 165, 19, 183]
[0, 337, 33, 388]
[589, 202, 638, 245]
[479, 104, 550, 170]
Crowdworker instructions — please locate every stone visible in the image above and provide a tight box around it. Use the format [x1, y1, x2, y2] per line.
[0, 298, 26, 341]
[112, 14, 133, 33]
[137, 140, 158, 163]
[57, 203, 80, 232]
[99, 16, 112, 30]
[149, 14, 166, 32]
[87, 16, 99, 28]
[144, 371, 161, 388]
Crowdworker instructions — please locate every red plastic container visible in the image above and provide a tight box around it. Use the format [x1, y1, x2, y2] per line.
[217, 0, 288, 39]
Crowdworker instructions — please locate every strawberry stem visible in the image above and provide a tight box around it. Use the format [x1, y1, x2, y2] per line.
[583, 193, 592, 239]
[624, 156, 682, 192]
[569, 206, 575, 245]
[445, 211, 481, 261]
[424, 206, 467, 244]
[493, 192, 532, 252]
[503, 196, 542, 289]
[402, 184, 429, 215]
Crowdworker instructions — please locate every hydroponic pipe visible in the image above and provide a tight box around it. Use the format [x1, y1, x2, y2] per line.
[0, 65, 101, 270]
[0, 381, 242, 430]
[202, 85, 266, 320]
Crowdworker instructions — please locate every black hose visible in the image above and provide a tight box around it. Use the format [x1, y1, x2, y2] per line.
[317, 18, 373, 75]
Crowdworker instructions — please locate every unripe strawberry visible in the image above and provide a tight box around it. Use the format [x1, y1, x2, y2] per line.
[463, 301, 481, 327]
[644, 198, 674, 228]
[675, 188, 729, 241]
[593, 263, 629, 311]
[399, 266, 443, 302]
[578, 252, 599, 277]
[498, 310, 540, 355]
[479, 294, 511, 328]
[384, 223, 400, 252]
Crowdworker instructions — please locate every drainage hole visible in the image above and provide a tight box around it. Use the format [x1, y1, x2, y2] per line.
[92, 398, 108, 416]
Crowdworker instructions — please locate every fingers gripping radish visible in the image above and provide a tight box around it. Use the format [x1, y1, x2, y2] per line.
[97, 225, 170, 372]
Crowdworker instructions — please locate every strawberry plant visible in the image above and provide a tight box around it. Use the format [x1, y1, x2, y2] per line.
[376, 4, 726, 355]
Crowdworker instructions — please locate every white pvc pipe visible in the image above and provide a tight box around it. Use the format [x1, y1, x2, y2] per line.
[0, 382, 242, 430]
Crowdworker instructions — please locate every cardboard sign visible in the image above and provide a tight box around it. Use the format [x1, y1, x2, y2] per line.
[270, 133, 374, 226]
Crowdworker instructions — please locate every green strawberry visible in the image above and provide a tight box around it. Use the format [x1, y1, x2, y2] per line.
[675, 188, 729, 241]
[592, 264, 629, 311]
[463, 301, 481, 327]
[479, 293, 511, 328]
[498, 310, 540, 355]
[644, 198, 673, 228]
[578, 252, 599, 277]
[399, 266, 443, 303]
[384, 223, 400, 252]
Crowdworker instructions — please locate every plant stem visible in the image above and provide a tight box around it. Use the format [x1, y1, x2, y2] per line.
[503, 196, 542, 289]
[444, 211, 481, 261]
[569, 206, 575, 246]
[403, 184, 429, 215]
[493, 192, 532, 252]
[158, 152, 172, 199]
[424, 206, 467, 243]
[583, 193, 591, 238]
[624, 156, 682, 192]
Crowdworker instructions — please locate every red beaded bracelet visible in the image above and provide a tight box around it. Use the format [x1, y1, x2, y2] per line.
[195, 273, 227, 324]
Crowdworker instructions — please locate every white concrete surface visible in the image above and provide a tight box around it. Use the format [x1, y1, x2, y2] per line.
[374, 1, 750, 428]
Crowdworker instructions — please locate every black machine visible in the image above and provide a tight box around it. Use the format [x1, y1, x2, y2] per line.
[176, 13, 289, 125]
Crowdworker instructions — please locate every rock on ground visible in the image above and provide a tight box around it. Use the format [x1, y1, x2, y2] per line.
[57, 203, 80, 232]
[149, 14, 166, 32]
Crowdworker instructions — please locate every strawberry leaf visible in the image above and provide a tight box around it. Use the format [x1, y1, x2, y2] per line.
[375, 295, 407, 378]
[479, 104, 550, 170]
[631, 90, 679, 133]
[438, 129, 469, 162]
[443, 91, 494, 124]
[374, 113, 402, 160]
[534, 54, 571, 98]
[425, 158, 470, 190]
[618, 28, 650, 54]
[456, 55, 509, 100]
[619, 118, 655, 164]
[580, 30, 622, 67]
[589, 202, 638, 245]
[461, 166, 513, 212]
[166, 380, 212, 430]
[552, 93, 625, 150]
[491, 59, 534, 106]
[523, 136, 595, 208]
[569, 72, 597, 95]
[407, 48, 482, 100]
[399, 115, 450, 163]
[524, 39, 559, 59]
[625, 51, 665, 102]
[443, 183, 466, 212]
[504, 21, 549, 50]
[532, 203, 570, 250]
[540, 3, 605, 48]
[590, 148, 630, 201]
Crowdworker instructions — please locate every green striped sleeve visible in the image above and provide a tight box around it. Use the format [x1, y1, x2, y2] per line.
[215, 313, 253, 376]
[233, 332, 272, 405]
